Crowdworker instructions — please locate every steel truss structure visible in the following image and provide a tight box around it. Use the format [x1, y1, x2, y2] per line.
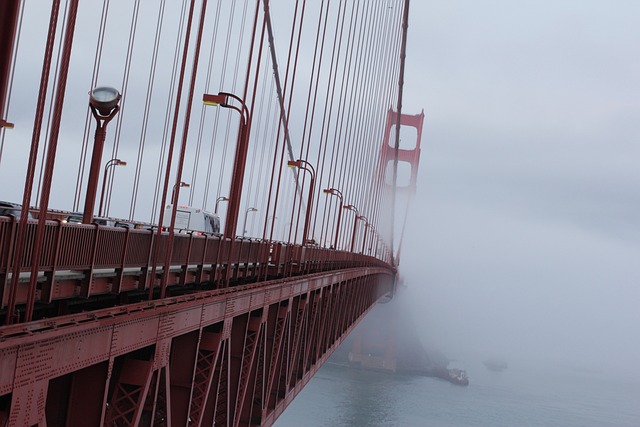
[0, 267, 393, 426]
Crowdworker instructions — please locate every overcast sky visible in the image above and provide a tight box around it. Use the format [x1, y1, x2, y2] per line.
[399, 0, 640, 376]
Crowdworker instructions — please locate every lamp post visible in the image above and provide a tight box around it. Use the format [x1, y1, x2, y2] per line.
[343, 204, 359, 252]
[267, 215, 278, 238]
[215, 196, 229, 214]
[203, 92, 250, 239]
[83, 86, 121, 224]
[288, 159, 316, 245]
[359, 216, 369, 254]
[171, 181, 190, 205]
[242, 207, 257, 237]
[98, 158, 126, 217]
[366, 224, 376, 255]
[323, 188, 343, 249]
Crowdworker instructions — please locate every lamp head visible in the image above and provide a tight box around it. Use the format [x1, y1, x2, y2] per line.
[89, 86, 121, 116]
[203, 93, 228, 107]
[287, 160, 301, 168]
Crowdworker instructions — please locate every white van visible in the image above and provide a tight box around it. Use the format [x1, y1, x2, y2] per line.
[163, 205, 220, 234]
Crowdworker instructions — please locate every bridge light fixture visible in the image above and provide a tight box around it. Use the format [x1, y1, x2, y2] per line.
[99, 158, 127, 217]
[342, 204, 360, 252]
[171, 181, 190, 204]
[203, 91, 250, 239]
[286, 159, 316, 245]
[323, 187, 344, 249]
[89, 86, 121, 116]
[83, 86, 122, 224]
[215, 196, 229, 214]
[203, 93, 228, 107]
[242, 207, 258, 237]
[357, 215, 369, 254]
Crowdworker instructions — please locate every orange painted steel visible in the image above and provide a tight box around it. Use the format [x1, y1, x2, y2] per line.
[0, 217, 392, 323]
[0, 266, 393, 426]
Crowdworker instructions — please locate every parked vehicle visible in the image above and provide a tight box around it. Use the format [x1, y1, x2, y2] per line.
[63, 213, 115, 227]
[0, 201, 34, 219]
[163, 205, 220, 234]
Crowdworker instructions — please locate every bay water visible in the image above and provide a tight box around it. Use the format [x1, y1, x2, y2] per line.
[275, 358, 640, 426]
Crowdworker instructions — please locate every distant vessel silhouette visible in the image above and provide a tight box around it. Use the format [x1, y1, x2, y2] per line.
[483, 360, 508, 372]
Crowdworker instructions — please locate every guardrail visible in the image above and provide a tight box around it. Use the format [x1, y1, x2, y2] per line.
[0, 217, 394, 324]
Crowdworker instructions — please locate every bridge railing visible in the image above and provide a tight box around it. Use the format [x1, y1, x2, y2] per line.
[0, 216, 393, 323]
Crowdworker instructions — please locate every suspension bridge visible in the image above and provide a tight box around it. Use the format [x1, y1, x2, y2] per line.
[0, 0, 422, 425]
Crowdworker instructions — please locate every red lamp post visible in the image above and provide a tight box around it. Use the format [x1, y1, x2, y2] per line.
[204, 92, 250, 238]
[343, 204, 359, 253]
[215, 195, 229, 214]
[171, 181, 190, 205]
[323, 188, 343, 249]
[98, 158, 126, 217]
[83, 86, 121, 224]
[359, 216, 369, 254]
[288, 160, 316, 245]
[242, 207, 257, 237]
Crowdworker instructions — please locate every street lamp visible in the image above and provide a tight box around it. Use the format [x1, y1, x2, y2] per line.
[83, 86, 121, 224]
[288, 159, 316, 245]
[215, 196, 229, 214]
[358, 215, 369, 254]
[98, 158, 126, 217]
[203, 92, 250, 239]
[343, 204, 359, 252]
[171, 181, 190, 205]
[266, 215, 278, 238]
[323, 188, 343, 249]
[365, 224, 376, 255]
[242, 207, 258, 237]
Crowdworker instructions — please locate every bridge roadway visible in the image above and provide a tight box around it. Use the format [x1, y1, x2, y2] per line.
[0, 216, 396, 426]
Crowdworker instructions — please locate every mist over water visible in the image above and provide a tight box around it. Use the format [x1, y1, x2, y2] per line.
[276, 346, 640, 427]
[399, 189, 640, 380]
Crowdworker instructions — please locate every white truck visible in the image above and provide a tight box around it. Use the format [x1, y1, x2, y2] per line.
[163, 205, 220, 234]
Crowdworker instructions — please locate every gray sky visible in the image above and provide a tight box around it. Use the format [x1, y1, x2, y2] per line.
[400, 0, 640, 375]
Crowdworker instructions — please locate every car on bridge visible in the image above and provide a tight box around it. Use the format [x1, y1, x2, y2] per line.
[0, 201, 34, 219]
[63, 213, 116, 227]
[163, 205, 221, 235]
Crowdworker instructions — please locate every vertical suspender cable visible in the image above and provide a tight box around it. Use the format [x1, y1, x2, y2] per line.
[24, 0, 80, 323]
[160, 0, 209, 297]
[5, 0, 61, 325]
[151, 0, 189, 223]
[261, 0, 303, 241]
[72, 0, 110, 211]
[129, 0, 167, 220]
[148, 0, 196, 299]
[390, 0, 410, 266]
[104, 0, 142, 217]
[194, 1, 223, 209]
[37, 0, 69, 206]
[0, 0, 24, 166]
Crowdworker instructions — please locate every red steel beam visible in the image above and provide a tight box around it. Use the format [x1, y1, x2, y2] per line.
[0, 268, 393, 425]
[0, 0, 20, 126]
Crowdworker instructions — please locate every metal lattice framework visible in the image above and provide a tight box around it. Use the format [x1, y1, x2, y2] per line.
[0, 268, 393, 426]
